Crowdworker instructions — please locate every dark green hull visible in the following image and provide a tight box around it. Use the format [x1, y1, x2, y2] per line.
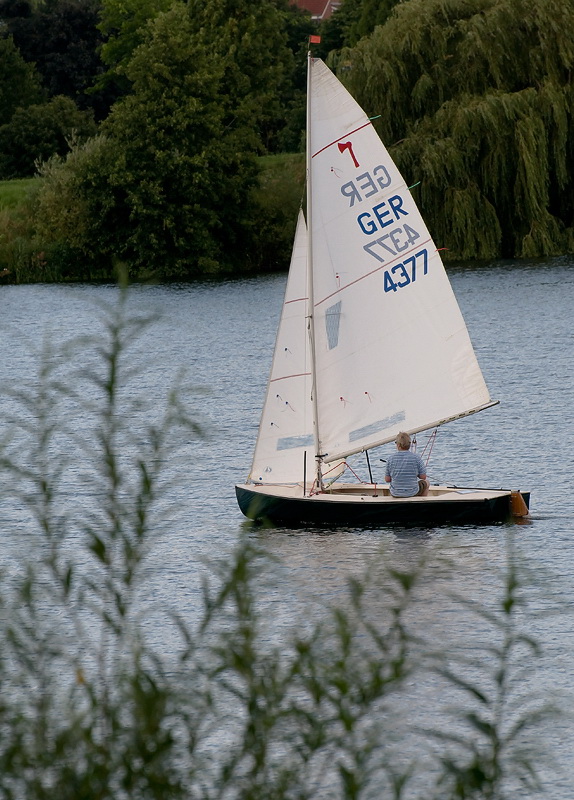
[236, 485, 530, 528]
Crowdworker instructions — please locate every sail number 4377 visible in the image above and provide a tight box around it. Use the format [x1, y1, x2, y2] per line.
[383, 249, 428, 293]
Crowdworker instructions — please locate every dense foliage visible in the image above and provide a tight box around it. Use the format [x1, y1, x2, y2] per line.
[1, 0, 574, 279]
[343, 0, 574, 259]
[0, 33, 43, 125]
[0, 96, 96, 179]
[0, 0, 110, 116]
[185, 0, 307, 153]
[28, 12, 251, 278]
[0, 0, 106, 177]
[96, 0, 176, 99]
[319, 0, 401, 53]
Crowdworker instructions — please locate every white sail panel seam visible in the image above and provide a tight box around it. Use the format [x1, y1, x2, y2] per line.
[270, 372, 312, 383]
[311, 120, 372, 159]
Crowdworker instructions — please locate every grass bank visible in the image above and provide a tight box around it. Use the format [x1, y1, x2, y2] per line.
[0, 178, 37, 210]
[0, 177, 40, 281]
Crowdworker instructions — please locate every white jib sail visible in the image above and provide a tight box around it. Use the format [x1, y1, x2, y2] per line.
[308, 59, 494, 464]
[248, 211, 316, 485]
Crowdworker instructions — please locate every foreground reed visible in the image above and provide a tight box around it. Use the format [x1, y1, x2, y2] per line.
[0, 293, 550, 799]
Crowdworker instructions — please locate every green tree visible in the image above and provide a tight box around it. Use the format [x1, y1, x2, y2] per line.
[274, 0, 317, 152]
[97, 0, 176, 96]
[320, 0, 401, 53]
[0, 96, 97, 179]
[34, 4, 261, 279]
[0, 0, 110, 118]
[347, 0, 401, 43]
[0, 33, 43, 125]
[343, 0, 574, 260]
[186, 0, 299, 153]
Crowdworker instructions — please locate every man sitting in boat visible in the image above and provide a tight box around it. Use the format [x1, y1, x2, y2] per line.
[385, 432, 430, 497]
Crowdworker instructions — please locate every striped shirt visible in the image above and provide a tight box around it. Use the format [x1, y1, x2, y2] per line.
[385, 450, 426, 497]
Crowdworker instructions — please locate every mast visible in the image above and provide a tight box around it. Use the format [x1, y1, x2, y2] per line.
[305, 49, 324, 493]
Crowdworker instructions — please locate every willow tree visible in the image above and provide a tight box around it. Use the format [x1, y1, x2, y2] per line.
[320, 0, 402, 52]
[342, 0, 574, 260]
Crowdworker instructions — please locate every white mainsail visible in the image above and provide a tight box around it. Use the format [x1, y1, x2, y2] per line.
[249, 211, 315, 485]
[307, 58, 494, 464]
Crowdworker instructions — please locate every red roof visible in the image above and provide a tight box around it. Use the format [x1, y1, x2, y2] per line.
[291, 0, 340, 21]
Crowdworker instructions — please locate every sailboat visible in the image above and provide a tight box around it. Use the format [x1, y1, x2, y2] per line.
[235, 53, 530, 527]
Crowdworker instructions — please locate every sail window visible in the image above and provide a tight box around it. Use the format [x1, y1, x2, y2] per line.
[349, 411, 405, 443]
[277, 435, 314, 450]
[325, 301, 342, 349]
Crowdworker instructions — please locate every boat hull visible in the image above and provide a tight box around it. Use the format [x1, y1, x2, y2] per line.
[235, 484, 530, 528]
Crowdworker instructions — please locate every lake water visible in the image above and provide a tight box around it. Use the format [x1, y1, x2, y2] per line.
[0, 257, 573, 797]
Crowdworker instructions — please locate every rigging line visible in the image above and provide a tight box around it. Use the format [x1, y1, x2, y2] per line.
[426, 429, 438, 466]
[420, 428, 438, 467]
[344, 461, 364, 482]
